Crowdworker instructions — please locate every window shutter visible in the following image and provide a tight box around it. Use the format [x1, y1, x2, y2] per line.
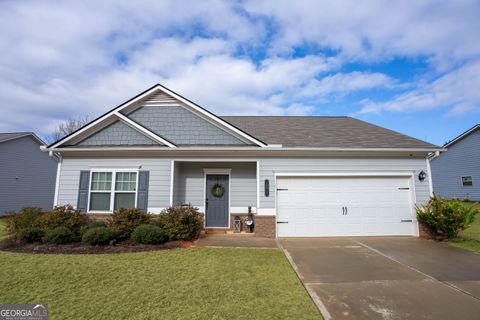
[137, 171, 149, 211]
[77, 170, 90, 211]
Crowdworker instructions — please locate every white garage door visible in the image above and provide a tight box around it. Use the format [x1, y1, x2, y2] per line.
[276, 176, 416, 237]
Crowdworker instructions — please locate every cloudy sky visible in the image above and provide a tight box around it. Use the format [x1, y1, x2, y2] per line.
[0, 0, 479, 145]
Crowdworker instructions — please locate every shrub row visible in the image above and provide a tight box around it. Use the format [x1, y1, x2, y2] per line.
[5, 206, 203, 245]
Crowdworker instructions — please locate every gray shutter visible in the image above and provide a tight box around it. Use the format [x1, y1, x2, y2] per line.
[77, 170, 90, 212]
[136, 171, 149, 211]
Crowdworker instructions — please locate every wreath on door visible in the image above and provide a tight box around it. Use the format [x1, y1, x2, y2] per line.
[211, 183, 225, 198]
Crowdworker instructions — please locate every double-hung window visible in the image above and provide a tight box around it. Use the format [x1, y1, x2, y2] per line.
[89, 170, 138, 212]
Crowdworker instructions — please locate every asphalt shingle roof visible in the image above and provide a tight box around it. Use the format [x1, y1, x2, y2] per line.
[221, 116, 438, 149]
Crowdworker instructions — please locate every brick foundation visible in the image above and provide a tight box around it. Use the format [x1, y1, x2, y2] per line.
[229, 214, 276, 238]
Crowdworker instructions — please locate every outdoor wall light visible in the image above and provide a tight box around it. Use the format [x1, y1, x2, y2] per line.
[418, 170, 427, 181]
[264, 179, 270, 197]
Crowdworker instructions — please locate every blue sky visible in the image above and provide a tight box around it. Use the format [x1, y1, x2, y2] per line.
[0, 0, 479, 146]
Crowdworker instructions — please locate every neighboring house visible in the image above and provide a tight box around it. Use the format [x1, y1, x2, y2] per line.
[0, 132, 58, 214]
[430, 124, 480, 201]
[44, 84, 441, 238]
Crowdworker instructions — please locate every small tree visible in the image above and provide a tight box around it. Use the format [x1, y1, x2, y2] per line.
[47, 115, 91, 143]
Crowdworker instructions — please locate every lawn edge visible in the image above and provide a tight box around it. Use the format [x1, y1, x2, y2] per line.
[277, 240, 329, 320]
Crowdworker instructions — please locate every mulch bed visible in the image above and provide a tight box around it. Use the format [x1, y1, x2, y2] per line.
[0, 238, 195, 254]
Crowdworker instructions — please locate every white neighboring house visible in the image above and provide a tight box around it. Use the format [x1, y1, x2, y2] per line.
[43, 84, 442, 238]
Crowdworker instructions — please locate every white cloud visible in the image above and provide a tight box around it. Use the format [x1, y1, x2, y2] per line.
[358, 60, 480, 115]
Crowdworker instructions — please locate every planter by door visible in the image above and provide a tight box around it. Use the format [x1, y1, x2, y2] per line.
[205, 174, 229, 228]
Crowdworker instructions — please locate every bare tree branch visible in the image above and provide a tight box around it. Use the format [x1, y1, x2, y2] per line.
[46, 115, 91, 144]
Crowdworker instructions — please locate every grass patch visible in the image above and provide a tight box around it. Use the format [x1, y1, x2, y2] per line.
[0, 248, 320, 319]
[450, 202, 480, 252]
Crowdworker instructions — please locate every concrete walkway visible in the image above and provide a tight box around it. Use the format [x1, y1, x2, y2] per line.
[195, 234, 278, 249]
[280, 237, 480, 320]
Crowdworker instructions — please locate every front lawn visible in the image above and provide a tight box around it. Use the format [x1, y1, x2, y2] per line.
[450, 202, 480, 252]
[0, 248, 320, 319]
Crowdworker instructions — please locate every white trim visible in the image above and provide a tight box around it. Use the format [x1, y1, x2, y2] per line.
[148, 207, 168, 214]
[274, 171, 415, 177]
[202, 168, 232, 174]
[203, 169, 231, 229]
[114, 112, 177, 148]
[48, 84, 266, 149]
[53, 159, 62, 207]
[256, 161, 260, 211]
[257, 208, 276, 215]
[231, 206, 257, 214]
[426, 158, 434, 196]
[87, 168, 139, 213]
[443, 124, 480, 148]
[48, 146, 444, 152]
[169, 160, 175, 207]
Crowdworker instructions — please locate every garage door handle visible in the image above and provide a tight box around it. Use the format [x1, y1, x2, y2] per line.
[342, 207, 345, 215]
[277, 221, 289, 224]
[345, 207, 348, 215]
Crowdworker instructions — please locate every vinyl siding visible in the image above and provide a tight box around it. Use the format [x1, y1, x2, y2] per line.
[127, 105, 247, 145]
[57, 157, 172, 210]
[78, 120, 159, 146]
[173, 162, 256, 208]
[258, 157, 430, 210]
[0, 136, 57, 214]
[431, 129, 480, 200]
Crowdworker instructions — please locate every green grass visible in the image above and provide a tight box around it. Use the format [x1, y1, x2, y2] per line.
[450, 202, 480, 252]
[0, 248, 320, 319]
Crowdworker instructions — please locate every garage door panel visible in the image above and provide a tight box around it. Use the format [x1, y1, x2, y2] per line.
[277, 176, 416, 237]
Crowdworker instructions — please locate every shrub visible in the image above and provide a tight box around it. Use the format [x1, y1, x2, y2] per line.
[43, 226, 75, 244]
[154, 207, 203, 241]
[108, 208, 152, 240]
[131, 224, 167, 244]
[416, 195, 479, 239]
[38, 205, 87, 235]
[82, 227, 114, 245]
[5, 207, 44, 236]
[17, 228, 44, 243]
[80, 221, 107, 236]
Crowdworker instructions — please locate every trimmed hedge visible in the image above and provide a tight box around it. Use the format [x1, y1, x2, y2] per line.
[131, 224, 167, 244]
[108, 208, 152, 240]
[82, 227, 114, 245]
[38, 205, 86, 235]
[5, 207, 44, 235]
[80, 221, 108, 236]
[154, 207, 203, 241]
[43, 227, 75, 244]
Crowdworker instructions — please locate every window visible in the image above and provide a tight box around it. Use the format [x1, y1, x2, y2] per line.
[461, 176, 473, 187]
[89, 170, 138, 211]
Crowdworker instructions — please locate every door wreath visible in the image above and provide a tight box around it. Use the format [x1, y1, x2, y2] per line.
[211, 183, 225, 198]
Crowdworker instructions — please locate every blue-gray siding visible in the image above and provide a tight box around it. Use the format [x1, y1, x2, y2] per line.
[173, 162, 257, 208]
[0, 136, 57, 214]
[78, 120, 159, 146]
[431, 129, 480, 200]
[127, 105, 247, 145]
[57, 156, 430, 215]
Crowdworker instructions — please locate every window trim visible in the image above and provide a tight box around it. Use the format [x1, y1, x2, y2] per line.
[461, 176, 473, 187]
[88, 168, 139, 213]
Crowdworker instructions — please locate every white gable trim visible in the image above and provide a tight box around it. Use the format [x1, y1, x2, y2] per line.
[48, 84, 266, 149]
[114, 112, 177, 148]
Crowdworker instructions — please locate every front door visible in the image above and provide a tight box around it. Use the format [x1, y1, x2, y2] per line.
[205, 174, 229, 228]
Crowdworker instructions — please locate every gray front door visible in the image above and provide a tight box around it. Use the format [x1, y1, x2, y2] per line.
[205, 174, 229, 228]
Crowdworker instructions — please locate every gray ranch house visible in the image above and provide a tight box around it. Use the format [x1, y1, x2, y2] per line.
[44, 84, 442, 238]
[0, 132, 58, 214]
[430, 124, 480, 201]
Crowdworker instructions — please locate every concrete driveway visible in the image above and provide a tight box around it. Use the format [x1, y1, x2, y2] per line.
[280, 237, 480, 320]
